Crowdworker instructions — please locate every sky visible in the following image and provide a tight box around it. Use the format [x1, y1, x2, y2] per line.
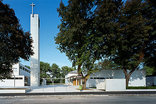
[3, 0, 72, 67]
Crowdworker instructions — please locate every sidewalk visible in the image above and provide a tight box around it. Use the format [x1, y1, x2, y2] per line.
[29, 85, 156, 93]
[28, 85, 101, 93]
[1, 85, 156, 96]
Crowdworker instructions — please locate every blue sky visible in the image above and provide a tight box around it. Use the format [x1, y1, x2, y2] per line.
[3, 0, 72, 67]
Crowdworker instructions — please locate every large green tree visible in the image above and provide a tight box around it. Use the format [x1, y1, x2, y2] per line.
[143, 0, 156, 70]
[61, 66, 74, 78]
[50, 63, 61, 83]
[95, 0, 152, 87]
[56, 0, 97, 89]
[56, 0, 155, 88]
[114, 0, 152, 86]
[40, 61, 51, 82]
[40, 61, 75, 84]
[0, 1, 33, 79]
[51, 63, 61, 78]
[94, 0, 155, 87]
[56, 0, 122, 89]
[94, 0, 151, 87]
[60, 66, 75, 83]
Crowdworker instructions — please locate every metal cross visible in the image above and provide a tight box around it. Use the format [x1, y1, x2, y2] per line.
[30, 3, 35, 16]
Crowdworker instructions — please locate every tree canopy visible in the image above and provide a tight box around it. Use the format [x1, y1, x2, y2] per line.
[56, 0, 99, 89]
[0, 1, 33, 78]
[110, 0, 152, 86]
[98, 59, 120, 70]
[61, 66, 75, 78]
[40, 61, 51, 82]
[40, 61, 74, 84]
[143, 0, 156, 70]
[56, 0, 156, 87]
[56, 0, 96, 76]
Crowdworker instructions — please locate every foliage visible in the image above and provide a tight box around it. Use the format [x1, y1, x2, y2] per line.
[40, 61, 51, 82]
[61, 66, 75, 78]
[93, 0, 152, 87]
[56, 0, 155, 87]
[127, 86, 156, 89]
[98, 59, 120, 70]
[40, 62, 74, 83]
[143, 66, 155, 76]
[143, 0, 156, 70]
[56, 0, 98, 89]
[112, 0, 151, 86]
[25, 65, 30, 69]
[50, 63, 61, 83]
[56, 0, 95, 66]
[0, 1, 33, 79]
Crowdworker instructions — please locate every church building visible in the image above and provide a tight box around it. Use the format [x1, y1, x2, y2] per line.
[0, 63, 31, 87]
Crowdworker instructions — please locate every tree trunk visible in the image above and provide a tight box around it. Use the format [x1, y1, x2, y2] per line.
[82, 78, 86, 90]
[82, 74, 90, 90]
[77, 64, 82, 86]
[77, 64, 82, 75]
[125, 74, 130, 87]
[123, 68, 135, 87]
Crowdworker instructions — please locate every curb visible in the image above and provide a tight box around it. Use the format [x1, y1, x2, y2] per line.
[1, 91, 156, 96]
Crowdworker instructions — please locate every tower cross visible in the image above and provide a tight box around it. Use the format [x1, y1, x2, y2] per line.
[30, 3, 35, 16]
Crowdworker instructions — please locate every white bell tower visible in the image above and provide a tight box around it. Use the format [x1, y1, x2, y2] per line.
[30, 3, 40, 86]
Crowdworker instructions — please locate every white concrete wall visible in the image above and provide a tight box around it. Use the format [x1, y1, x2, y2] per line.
[0, 89, 26, 93]
[91, 79, 126, 91]
[1, 63, 31, 87]
[12, 63, 30, 77]
[87, 79, 105, 88]
[105, 79, 126, 91]
[96, 79, 106, 90]
[129, 70, 146, 86]
[30, 14, 40, 86]
[12, 63, 20, 76]
[0, 76, 25, 87]
[12, 63, 30, 86]
[86, 69, 146, 87]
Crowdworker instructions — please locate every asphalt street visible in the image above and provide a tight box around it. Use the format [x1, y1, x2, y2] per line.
[0, 95, 156, 104]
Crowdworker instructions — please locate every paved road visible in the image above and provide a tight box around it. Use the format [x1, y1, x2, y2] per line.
[0, 95, 156, 104]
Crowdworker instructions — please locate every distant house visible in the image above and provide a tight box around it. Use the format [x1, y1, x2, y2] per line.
[65, 69, 146, 88]
[0, 63, 30, 87]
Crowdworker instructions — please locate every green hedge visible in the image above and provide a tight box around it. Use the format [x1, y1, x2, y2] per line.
[127, 86, 156, 89]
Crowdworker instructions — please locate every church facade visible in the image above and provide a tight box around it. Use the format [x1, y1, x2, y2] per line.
[0, 63, 30, 87]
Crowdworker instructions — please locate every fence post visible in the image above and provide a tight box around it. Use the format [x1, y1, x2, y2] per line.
[52, 79, 55, 92]
[14, 75, 15, 88]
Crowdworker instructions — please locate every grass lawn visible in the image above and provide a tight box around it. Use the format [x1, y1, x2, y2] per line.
[127, 86, 156, 89]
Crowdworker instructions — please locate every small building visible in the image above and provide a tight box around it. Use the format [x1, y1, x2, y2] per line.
[87, 69, 146, 88]
[65, 70, 82, 86]
[65, 69, 146, 89]
[0, 63, 30, 87]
